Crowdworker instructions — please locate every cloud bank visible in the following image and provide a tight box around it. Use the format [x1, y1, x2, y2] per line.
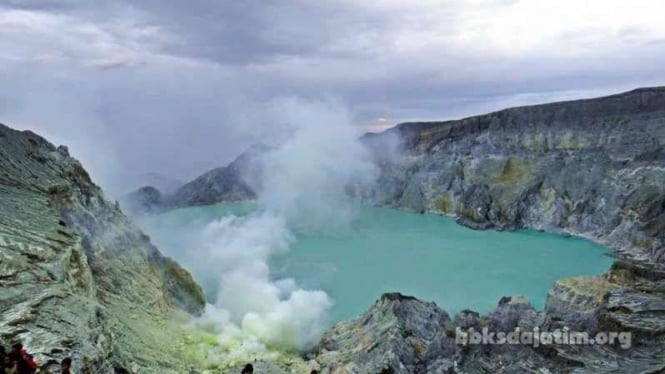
[0, 0, 664, 194]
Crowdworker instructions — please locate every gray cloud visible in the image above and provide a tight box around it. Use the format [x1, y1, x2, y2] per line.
[0, 0, 664, 195]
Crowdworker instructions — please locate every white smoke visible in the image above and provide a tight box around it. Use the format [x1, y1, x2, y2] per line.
[260, 97, 377, 230]
[194, 97, 377, 355]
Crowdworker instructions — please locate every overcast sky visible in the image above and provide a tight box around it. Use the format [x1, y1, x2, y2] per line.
[1, 0, 664, 195]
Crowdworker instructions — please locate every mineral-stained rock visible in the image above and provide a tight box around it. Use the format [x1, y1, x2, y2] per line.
[362, 87, 665, 262]
[0, 124, 205, 373]
[313, 259, 665, 373]
[545, 276, 619, 331]
[598, 260, 665, 339]
[602, 289, 665, 336]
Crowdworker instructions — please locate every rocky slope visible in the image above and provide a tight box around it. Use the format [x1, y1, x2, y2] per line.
[0, 124, 206, 372]
[121, 143, 270, 215]
[363, 87, 665, 262]
[310, 260, 665, 373]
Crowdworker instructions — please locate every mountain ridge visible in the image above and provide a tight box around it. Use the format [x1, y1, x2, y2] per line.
[366, 86, 665, 139]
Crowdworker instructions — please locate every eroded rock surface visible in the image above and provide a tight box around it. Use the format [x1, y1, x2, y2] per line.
[0, 124, 205, 372]
[313, 293, 457, 373]
[312, 260, 665, 373]
[363, 87, 665, 262]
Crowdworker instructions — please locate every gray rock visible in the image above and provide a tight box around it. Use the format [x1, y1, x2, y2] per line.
[313, 293, 457, 374]
[0, 123, 205, 373]
[362, 87, 665, 262]
[452, 310, 480, 331]
[129, 172, 184, 195]
[313, 259, 665, 373]
[489, 296, 542, 332]
[168, 143, 270, 208]
[122, 143, 271, 216]
[119, 185, 164, 216]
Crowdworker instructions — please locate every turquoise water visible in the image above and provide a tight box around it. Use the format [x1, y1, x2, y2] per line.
[138, 203, 613, 322]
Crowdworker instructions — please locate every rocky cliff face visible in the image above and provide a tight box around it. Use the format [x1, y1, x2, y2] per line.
[363, 87, 665, 262]
[0, 124, 205, 372]
[310, 260, 665, 373]
[121, 144, 270, 215]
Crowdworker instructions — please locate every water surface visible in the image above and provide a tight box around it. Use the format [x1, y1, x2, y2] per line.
[138, 203, 613, 322]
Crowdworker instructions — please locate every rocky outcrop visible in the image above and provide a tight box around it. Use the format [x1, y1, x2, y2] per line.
[599, 261, 665, 339]
[313, 293, 458, 373]
[363, 87, 665, 262]
[169, 143, 269, 208]
[311, 260, 665, 373]
[120, 185, 164, 216]
[0, 124, 205, 372]
[545, 276, 618, 331]
[129, 172, 184, 195]
[121, 143, 270, 215]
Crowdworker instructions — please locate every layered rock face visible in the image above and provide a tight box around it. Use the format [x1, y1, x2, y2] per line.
[0, 124, 205, 372]
[363, 87, 665, 262]
[311, 260, 665, 373]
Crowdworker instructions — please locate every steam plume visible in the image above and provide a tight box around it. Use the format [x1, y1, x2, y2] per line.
[194, 97, 377, 355]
